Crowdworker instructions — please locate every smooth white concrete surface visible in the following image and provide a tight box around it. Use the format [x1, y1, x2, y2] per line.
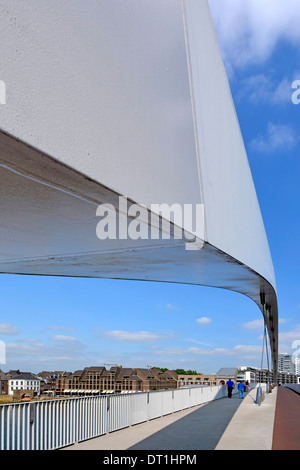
[0, 0, 201, 214]
[0, 0, 278, 367]
[0, 0, 276, 282]
[216, 386, 277, 450]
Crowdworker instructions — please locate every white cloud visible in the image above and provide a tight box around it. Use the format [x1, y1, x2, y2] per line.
[6, 342, 46, 355]
[250, 122, 297, 153]
[5, 341, 50, 367]
[187, 339, 212, 347]
[157, 303, 178, 310]
[279, 324, 300, 348]
[237, 74, 292, 106]
[50, 356, 74, 362]
[47, 326, 76, 332]
[278, 318, 289, 324]
[4, 339, 89, 372]
[165, 303, 177, 310]
[196, 317, 212, 326]
[208, 0, 300, 72]
[51, 335, 77, 342]
[50, 335, 85, 352]
[188, 346, 226, 355]
[241, 319, 264, 330]
[103, 330, 167, 343]
[154, 344, 261, 359]
[19, 338, 41, 343]
[0, 323, 20, 335]
[272, 77, 295, 105]
[233, 344, 261, 354]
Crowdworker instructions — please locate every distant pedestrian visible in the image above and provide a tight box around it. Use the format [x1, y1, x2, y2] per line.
[238, 381, 245, 399]
[225, 378, 235, 398]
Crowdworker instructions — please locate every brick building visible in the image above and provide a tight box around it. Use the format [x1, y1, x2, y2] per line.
[55, 366, 177, 395]
[0, 370, 8, 395]
[8, 372, 40, 396]
[136, 368, 177, 391]
[177, 374, 217, 387]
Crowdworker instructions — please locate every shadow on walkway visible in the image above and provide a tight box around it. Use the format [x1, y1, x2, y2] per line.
[129, 394, 245, 451]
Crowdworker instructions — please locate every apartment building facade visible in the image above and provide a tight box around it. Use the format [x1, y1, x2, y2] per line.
[278, 353, 299, 375]
[177, 374, 217, 387]
[55, 366, 177, 395]
[8, 372, 40, 396]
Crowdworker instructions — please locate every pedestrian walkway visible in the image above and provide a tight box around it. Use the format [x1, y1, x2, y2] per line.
[63, 385, 277, 451]
[216, 386, 276, 450]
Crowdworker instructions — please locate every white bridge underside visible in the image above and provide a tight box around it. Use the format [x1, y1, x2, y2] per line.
[0, 0, 278, 372]
[0, 131, 278, 370]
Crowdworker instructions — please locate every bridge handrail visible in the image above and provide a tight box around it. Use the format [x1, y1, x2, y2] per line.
[0, 383, 257, 450]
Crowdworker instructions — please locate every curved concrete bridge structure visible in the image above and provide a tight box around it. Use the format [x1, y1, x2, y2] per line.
[0, 1, 278, 371]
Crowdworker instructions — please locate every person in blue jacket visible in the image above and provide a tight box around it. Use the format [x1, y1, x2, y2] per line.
[225, 378, 235, 398]
[238, 381, 245, 398]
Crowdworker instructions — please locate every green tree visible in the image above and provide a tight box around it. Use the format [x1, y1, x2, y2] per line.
[154, 367, 202, 375]
[175, 369, 202, 375]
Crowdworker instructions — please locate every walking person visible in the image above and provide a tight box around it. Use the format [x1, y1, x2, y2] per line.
[225, 378, 235, 398]
[238, 381, 245, 399]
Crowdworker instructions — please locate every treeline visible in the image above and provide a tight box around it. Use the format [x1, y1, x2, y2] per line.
[155, 367, 202, 375]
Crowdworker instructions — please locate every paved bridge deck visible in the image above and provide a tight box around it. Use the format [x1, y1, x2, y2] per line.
[272, 386, 300, 450]
[62, 385, 300, 451]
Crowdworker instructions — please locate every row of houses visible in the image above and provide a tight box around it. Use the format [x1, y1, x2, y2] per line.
[1, 366, 231, 396]
[0, 370, 40, 396]
[0, 367, 179, 397]
[53, 366, 178, 395]
[1, 365, 299, 398]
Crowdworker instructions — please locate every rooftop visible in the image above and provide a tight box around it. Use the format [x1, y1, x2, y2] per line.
[10, 372, 39, 381]
[215, 368, 237, 376]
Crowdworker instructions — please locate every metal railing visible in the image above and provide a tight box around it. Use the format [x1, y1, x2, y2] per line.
[0, 384, 256, 450]
[255, 386, 265, 406]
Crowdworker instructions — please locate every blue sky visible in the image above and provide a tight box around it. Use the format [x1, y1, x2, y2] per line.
[1, 0, 300, 374]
